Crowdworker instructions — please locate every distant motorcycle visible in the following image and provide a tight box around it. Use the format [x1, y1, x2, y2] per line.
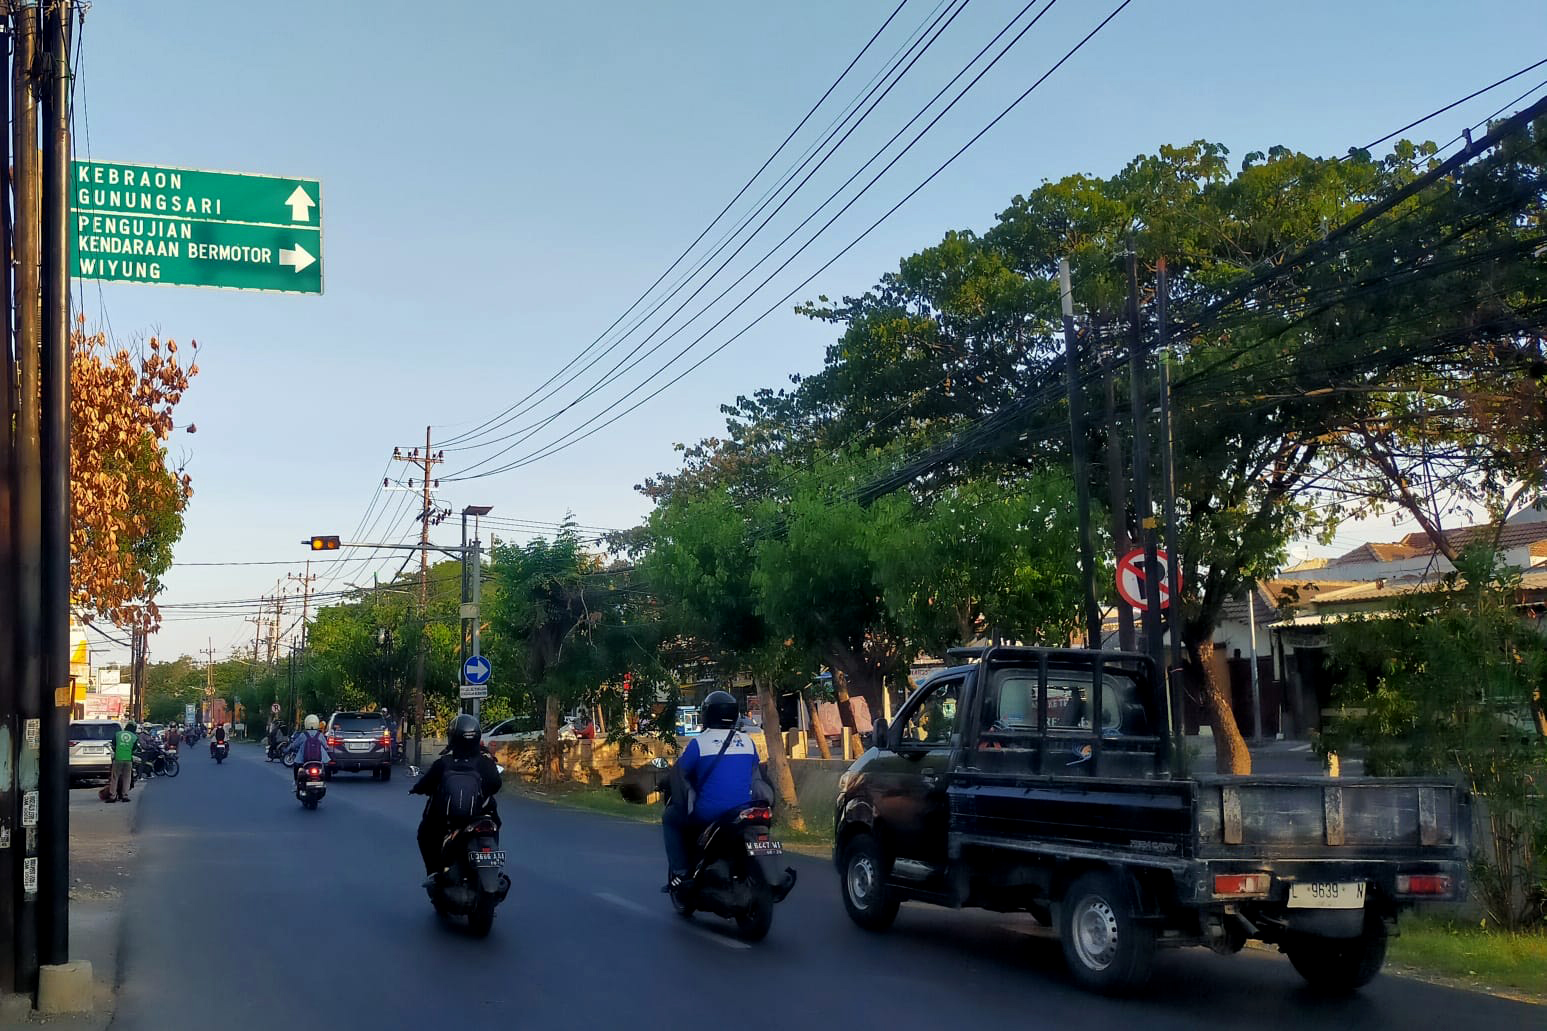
[212, 740, 229, 764]
[134, 742, 179, 779]
[295, 761, 327, 810]
[265, 733, 290, 763]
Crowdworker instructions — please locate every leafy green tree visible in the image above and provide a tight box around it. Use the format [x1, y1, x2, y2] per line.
[489, 528, 642, 782]
[144, 655, 201, 724]
[874, 473, 1086, 655]
[1321, 549, 1547, 928]
[642, 491, 806, 830]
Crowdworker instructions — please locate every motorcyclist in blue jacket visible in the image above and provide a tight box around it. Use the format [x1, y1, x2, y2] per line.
[662, 690, 764, 890]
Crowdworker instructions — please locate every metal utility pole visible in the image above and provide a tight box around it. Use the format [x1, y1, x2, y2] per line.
[0, 7, 16, 999]
[266, 591, 286, 666]
[392, 427, 441, 766]
[1098, 315, 1134, 652]
[1156, 259, 1186, 761]
[1059, 258, 1102, 649]
[9, 1, 44, 993]
[1126, 245, 1163, 674]
[287, 562, 315, 649]
[37, 0, 71, 969]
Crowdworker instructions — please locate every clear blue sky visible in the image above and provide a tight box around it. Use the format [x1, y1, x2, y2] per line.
[76, 0, 1546, 665]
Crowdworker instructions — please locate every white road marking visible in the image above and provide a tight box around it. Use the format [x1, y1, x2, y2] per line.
[593, 891, 650, 916]
[592, 890, 752, 950]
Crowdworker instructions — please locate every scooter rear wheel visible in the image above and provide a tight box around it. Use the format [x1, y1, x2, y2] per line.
[734, 864, 774, 942]
[467, 896, 496, 938]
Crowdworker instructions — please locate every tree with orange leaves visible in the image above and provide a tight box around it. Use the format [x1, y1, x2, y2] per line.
[70, 317, 198, 629]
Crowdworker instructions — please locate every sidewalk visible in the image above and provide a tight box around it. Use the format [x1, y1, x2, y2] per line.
[1187, 734, 1364, 776]
[3, 781, 142, 1027]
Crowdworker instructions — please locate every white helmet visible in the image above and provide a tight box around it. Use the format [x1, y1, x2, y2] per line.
[304, 714, 320, 731]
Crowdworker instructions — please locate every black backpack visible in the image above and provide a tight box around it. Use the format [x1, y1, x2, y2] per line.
[435, 759, 487, 822]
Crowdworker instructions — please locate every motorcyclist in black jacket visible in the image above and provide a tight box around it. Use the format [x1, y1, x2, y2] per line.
[410, 714, 502, 878]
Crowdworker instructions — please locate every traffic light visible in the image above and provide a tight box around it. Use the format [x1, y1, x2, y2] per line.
[308, 535, 341, 551]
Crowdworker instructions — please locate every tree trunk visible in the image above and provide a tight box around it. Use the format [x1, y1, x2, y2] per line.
[829, 667, 857, 729]
[541, 694, 562, 784]
[755, 677, 805, 833]
[1190, 637, 1251, 774]
[806, 694, 832, 759]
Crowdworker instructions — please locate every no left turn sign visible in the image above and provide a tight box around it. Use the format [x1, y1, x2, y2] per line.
[1116, 547, 1180, 610]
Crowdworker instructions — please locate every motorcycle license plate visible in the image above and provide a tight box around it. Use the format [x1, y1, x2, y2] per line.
[469, 850, 505, 867]
[746, 839, 783, 856]
[1288, 881, 1366, 909]
[305, 781, 324, 788]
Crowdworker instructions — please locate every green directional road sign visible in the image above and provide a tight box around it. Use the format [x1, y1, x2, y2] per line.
[70, 160, 323, 294]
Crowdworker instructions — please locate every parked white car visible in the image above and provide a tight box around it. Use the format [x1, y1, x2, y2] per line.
[68, 719, 120, 783]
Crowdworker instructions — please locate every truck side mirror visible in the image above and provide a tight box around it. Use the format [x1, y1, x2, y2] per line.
[872, 717, 888, 749]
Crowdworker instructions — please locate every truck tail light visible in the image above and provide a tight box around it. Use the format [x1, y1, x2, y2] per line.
[1214, 873, 1270, 897]
[1395, 873, 1451, 896]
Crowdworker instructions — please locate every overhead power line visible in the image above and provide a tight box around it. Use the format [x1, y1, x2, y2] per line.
[437, 0, 918, 450]
[444, 0, 1133, 482]
[442, 0, 977, 458]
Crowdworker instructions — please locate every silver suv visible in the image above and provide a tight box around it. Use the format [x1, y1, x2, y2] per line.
[69, 720, 120, 783]
[324, 711, 393, 781]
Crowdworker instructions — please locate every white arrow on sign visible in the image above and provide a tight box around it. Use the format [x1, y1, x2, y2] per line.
[285, 185, 316, 223]
[279, 243, 315, 273]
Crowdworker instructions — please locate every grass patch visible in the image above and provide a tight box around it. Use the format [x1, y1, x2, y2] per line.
[508, 779, 834, 857]
[510, 780, 659, 824]
[1389, 912, 1547, 1001]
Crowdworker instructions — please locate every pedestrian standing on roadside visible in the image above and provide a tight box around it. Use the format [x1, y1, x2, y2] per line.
[108, 720, 137, 803]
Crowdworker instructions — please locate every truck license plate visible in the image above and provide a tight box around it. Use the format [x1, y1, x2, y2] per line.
[1288, 881, 1365, 909]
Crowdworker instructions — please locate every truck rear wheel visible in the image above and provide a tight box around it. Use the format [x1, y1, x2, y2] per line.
[1286, 924, 1387, 993]
[1059, 872, 1155, 993]
[840, 834, 900, 932]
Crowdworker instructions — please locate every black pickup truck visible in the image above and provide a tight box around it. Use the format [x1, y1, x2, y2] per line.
[833, 647, 1469, 993]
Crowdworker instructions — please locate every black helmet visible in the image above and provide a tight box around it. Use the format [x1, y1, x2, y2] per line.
[449, 713, 481, 756]
[702, 690, 738, 730]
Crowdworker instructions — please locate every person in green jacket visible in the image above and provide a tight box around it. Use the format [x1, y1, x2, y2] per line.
[108, 721, 137, 802]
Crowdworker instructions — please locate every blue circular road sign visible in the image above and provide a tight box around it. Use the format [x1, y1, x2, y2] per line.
[462, 654, 492, 685]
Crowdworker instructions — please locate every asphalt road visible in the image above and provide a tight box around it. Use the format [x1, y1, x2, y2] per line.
[106, 745, 1538, 1031]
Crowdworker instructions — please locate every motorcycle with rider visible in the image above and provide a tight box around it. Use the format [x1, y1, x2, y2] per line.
[661, 690, 796, 941]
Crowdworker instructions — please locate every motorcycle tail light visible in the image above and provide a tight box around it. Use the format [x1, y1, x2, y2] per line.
[469, 818, 498, 834]
[739, 806, 773, 824]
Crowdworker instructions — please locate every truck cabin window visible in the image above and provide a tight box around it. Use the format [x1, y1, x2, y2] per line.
[901, 679, 960, 747]
[985, 670, 1126, 739]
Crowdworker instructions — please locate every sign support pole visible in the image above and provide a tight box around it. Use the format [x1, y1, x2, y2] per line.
[1156, 259, 1186, 767]
[1059, 258, 1102, 649]
[1126, 244, 1163, 675]
[11, 1, 44, 995]
[38, 0, 71, 969]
